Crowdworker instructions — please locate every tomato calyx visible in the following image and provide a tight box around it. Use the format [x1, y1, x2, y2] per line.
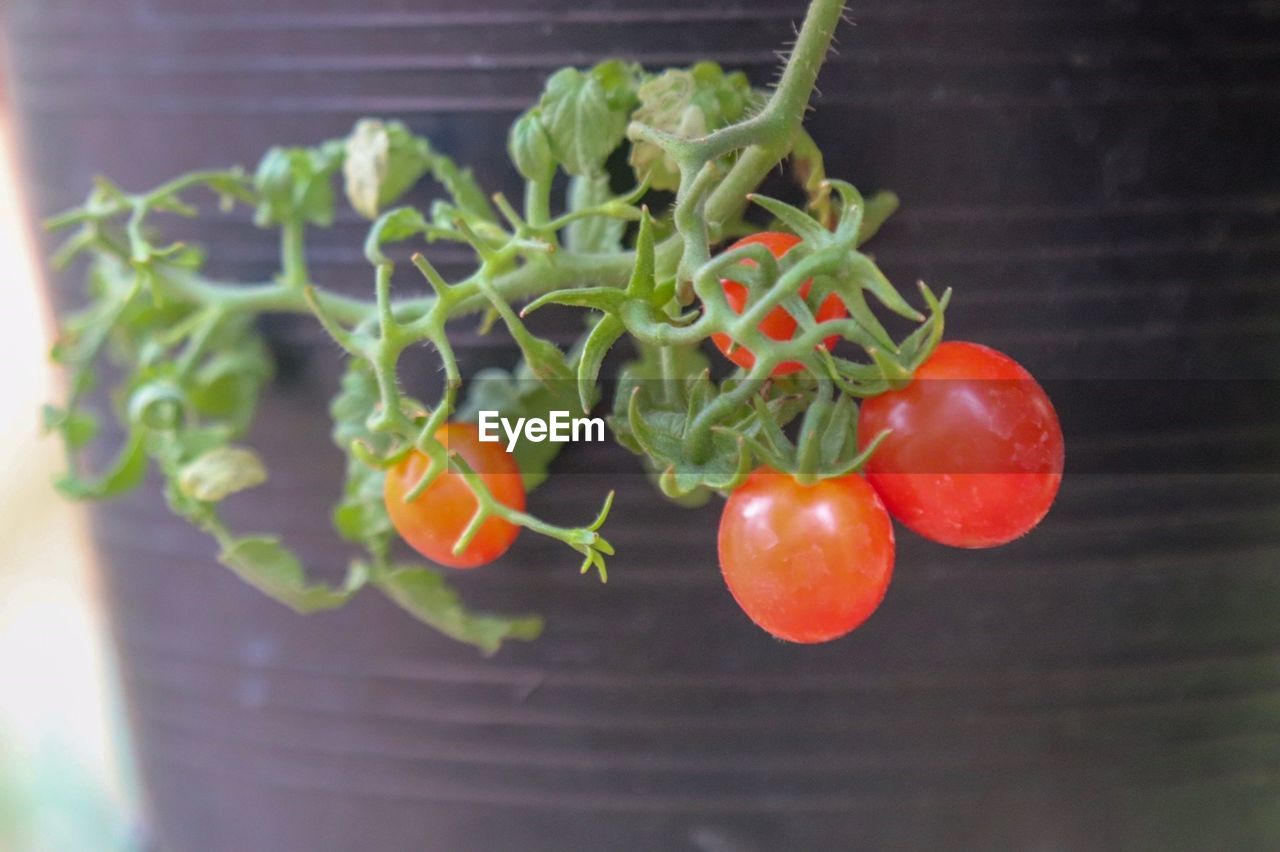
[712, 379, 888, 487]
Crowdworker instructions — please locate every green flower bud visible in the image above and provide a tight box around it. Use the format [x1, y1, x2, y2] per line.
[507, 111, 555, 182]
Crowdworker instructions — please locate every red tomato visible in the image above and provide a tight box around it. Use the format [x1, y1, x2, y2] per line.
[718, 469, 895, 643]
[383, 422, 525, 568]
[857, 341, 1063, 548]
[710, 231, 847, 376]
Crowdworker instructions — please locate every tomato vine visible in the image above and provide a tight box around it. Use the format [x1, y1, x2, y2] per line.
[42, 0, 1056, 651]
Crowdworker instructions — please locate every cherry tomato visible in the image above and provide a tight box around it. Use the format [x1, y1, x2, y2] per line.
[856, 341, 1063, 548]
[383, 422, 525, 568]
[718, 469, 895, 643]
[710, 232, 847, 376]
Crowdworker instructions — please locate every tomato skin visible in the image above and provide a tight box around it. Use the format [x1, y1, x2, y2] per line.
[383, 422, 525, 568]
[710, 232, 846, 376]
[718, 469, 895, 643]
[856, 341, 1063, 548]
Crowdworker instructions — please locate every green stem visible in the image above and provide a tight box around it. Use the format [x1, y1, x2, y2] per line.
[158, 246, 638, 328]
[280, 218, 309, 287]
[524, 176, 553, 229]
[703, 0, 846, 230]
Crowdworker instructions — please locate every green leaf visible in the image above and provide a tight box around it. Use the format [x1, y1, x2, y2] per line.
[253, 143, 343, 228]
[592, 59, 642, 112]
[343, 119, 434, 220]
[42, 404, 98, 450]
[330, 359, 384, 451]
[364, 206, 435, 265]
[178, 446, 267, 503]
[538, 63, 636, 176]
[188, 343, 272, 433]
[374, 564, 543, 655]
[199, 170, 257, 209]
[628, 62, 753, 190]
[157, 425, 238, 469]
[329, 361, 396, 553]
[333, 493, 391, 547]
[55, 432, 148, 501]
[419, 148, 494, 225]
[218, 536, 366, 613]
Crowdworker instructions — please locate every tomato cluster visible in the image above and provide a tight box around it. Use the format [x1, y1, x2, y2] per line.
[383, 233, 1063, 647]
[717, 342, 1062, 644]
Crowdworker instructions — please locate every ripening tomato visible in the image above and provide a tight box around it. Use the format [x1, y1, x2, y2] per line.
[718, 469, 895, 643]
[856, 341, 1063, 548]
[710, 232, 847, 376]
[383, 422, 525, 568]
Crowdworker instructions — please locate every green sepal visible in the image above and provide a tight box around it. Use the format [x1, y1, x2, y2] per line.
[824, 180, 900, 248]
[897, 282, 952, 370]
[818, 394, 859, 471]
[626, 388, 751, 496]
[858, 191, 900, 246]
[869, 346, 915, 385]
[747, 192, 829, 245]
[826, 282, 898, 354]
[847, 253, 923, 322]
[522, 287, 626, 316]
[609, 339, 710, 456]
[577, 315, 625, 414]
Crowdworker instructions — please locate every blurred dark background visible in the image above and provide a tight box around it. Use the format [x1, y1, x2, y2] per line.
[3, 1, 1280, 850]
